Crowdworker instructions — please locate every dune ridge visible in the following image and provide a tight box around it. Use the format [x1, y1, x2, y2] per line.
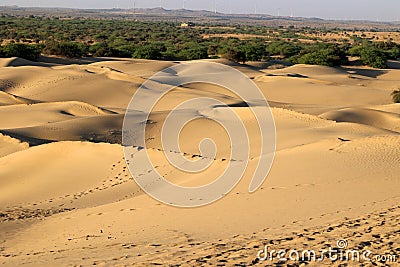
[321, 107, 400, 133]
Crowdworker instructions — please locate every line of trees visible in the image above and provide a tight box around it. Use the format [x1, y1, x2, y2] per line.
[0, 43, 41, 61]
[1, 39, 398, 69]
[1, 17, 400, 68]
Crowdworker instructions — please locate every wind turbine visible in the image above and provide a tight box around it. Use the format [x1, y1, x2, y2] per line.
[213, 0, 217, 14]
[277, 8, 282, 17]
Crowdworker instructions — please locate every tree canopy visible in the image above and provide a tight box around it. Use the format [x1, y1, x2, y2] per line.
[0, 16, 398, 68]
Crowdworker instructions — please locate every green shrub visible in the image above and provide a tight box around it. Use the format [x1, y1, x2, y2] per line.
[360, 47, 387, 68]
[291, 46, 348, 67]
[386, 47, 400, 60]
[223, 48, 247, 63]
[242, 42, 267, 61]
[178, 43, 208, 60]
[266, 41, 301, 58]
[132, 44, 163, 60]
[162, 45, 180, 61]
[89, 43, 114, 57]
[348, 45, 387, 68]
[44, 41, 88, 58]
[1, 43, 41, 61]
[348, 45, 364, 57]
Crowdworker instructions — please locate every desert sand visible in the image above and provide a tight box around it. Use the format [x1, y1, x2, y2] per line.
[0, 58, 399, 266]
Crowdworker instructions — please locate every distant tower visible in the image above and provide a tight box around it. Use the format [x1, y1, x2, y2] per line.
[213, 0, 217, 13]
[159, 0, 163, 9]
[290, 8, 294, 18]
[254, 2, 257, 14]
[182, 0, 186, 9]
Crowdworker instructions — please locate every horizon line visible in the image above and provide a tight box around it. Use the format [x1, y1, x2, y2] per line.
[1, 5, 399, 23]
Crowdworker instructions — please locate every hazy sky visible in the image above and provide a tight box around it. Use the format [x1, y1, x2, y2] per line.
[2, 0, 400, 21]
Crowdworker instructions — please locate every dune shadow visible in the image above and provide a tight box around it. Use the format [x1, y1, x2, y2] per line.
[1, 57, 50, 67]
[286, 73, 309, 78]
[387, 60, 400, 69]
[38, 56, 125, 66]
[342, 67, 388, 78]
[245, 60, 293, 70]
[214, 101, 249, 108]
[0, 131, 52, 146]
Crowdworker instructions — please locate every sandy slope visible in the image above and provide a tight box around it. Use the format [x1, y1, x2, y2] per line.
[0, 58, 399, 266]
[0, 142, 122, 207]
[0, 134, 28, 158]
[321, 107, 400, 133]
[0, 64, 139, 110]
[0, 101, 113, 129]
[0, 91, 32, 106]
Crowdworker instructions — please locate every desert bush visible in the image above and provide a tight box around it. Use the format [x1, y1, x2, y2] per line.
[0, 43, 41, 61]
[348, 45, 364, 57]
[242, 41, 267, 61]
[89, 43, 114, 57]
[132, 44, 163, 60]
[266, 41, 301, 58]
[349, 45, 387, 68]
[44, 41, 88, 58]
[178, 42, 208, 60]
[386, 47, 400, 59]
[359, 47, 387, 68]
[223, 48, 247, 63]
[291, 45, 348, 67]
[392, 90, 400, 103]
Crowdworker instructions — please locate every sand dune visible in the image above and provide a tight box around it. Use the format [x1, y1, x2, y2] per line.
[0, 142, 123, 207]
[91, 59, 176, 78]
[1, 135, 399, 266]
[321, 107, 400, 133]
[268, 64, 348, 77]
[0, 134, 28, 158]
[2, 114, 123, 145]
[0, 101, 113, 129]
[369, 103, 400, 114]
[0, 65, 138, 110]
[0, 59, 399, 266]
[0, 91, 31, 106]
[0, 57, 50, 68]
[254, 73, 391, 109]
